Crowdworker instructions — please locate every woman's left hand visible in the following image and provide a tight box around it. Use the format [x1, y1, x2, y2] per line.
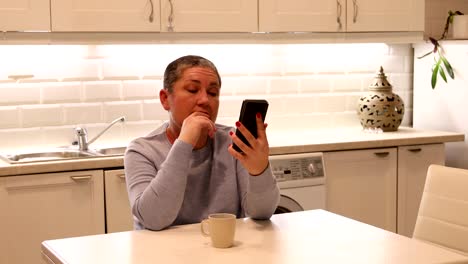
[228, 113, 269, 176]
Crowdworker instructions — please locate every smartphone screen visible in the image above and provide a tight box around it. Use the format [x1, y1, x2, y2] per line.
[233, 99, 269, 153]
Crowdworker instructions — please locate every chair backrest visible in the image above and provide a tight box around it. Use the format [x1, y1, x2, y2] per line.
[413, 164, 468, 255]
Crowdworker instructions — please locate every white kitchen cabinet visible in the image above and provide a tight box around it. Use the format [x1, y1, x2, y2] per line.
[259, 0, 341, 32]
[346, 0, 424, 32]
[104, 169, 134, 233]
[0, 170, 104, 264]
[160, 0, 257, 32]
[324, 148, 398, 232]
[0, 0, 50, 31]
[324, 143, 446, 235]
[259, 0, 424, 32]
[51, 0, 160, 32]
[397, 143, 444, 237]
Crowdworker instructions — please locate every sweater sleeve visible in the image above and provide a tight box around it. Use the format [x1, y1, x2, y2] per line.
[238, 163, 280, 219]
[124, 139, 193, 231]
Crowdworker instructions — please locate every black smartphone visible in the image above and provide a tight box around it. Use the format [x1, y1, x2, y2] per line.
[233, 99, 269, 153]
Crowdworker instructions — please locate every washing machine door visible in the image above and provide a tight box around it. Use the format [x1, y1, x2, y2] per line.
[275, 194, 304, 214]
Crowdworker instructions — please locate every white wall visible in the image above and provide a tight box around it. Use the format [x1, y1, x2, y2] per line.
[0, 44, 413, 151]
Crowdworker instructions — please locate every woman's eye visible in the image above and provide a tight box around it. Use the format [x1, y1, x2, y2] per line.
[208, 92, 218, 97]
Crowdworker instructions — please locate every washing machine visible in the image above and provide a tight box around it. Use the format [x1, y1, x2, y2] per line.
[269, 152, 326, 213]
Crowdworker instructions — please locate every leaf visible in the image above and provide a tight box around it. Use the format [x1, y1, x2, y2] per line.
[440, 56, 455, 79]
[439, 66, 447, 83]
[417, 51, 433, 59]
[432, 59, 442, 89]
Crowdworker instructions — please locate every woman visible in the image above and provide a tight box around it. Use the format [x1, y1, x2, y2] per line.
[124, 55, 280, 230]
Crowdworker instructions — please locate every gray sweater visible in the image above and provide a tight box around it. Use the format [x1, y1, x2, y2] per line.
[124, 122, 280, 230]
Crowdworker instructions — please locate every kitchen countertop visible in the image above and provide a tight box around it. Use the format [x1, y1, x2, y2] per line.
[0, 126, 464, 177]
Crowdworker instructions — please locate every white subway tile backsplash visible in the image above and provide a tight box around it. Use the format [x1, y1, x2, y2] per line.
[122, 80, 160, 100]
[0, 83, 41, 105]
[300, 77, 332, 93]
[345, 95, 362, 112]
[283, 96, 317, 114]
[389, 44, 413, 56]
[264, 97, 285, 116]
[42, 82, 82, 103]
[42, 125, 77, 147]
[0, 128, 43, 152]
[83, 81, 121, 102]
[269, 78, 299, 94]
[332, 112, 360, 127]
[381, 56, 407, 73]
[0, 106, 20, 128]
[402, 109, 412, 127]
[63, 103, 103, 125]
[332, 76, 363, 92]
[79, 123, 125, 146]
[268, 113, 332, 132]
[388, 74, 413, 93]
[223, 77, 269, 96]
[315, 95, 347, 113]
[218, 98, 243, 118]
[142, 100, 168, 121]
[124, 121, 163, 141]
[103, 101, 142, 122]
[21, 105, 63, 127]
[0, 43, 414, 146]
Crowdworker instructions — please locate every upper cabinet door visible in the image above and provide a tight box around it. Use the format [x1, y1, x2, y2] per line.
[346, 0, 424, 32]
[51, 0, 161, 32]
[0, 0, 50, 31]
[160, 0, 257, 32]
[259, 0, 344, 32]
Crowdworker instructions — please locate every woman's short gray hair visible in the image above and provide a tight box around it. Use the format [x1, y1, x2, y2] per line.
[163, 55, 221, 93]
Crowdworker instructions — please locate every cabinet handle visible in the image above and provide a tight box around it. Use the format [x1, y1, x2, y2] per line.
[352, 0, 358, 23]
[374, 151, 389, 157]
[148, 0, 154, 23]
[336, 0, 342, 30]
[408, 148, 422, 153]
[118, 174, 126, 180]
[70, 175, 92, 181]
[167, 0, 174, 32]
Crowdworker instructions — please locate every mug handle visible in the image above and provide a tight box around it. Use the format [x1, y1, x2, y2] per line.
[201, 219, 210, 237]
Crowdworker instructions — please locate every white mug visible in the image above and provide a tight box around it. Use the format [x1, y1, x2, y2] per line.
[200, 213, 236, 248]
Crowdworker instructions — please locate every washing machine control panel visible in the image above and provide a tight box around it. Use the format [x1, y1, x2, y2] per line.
[269, 153, 324, 182]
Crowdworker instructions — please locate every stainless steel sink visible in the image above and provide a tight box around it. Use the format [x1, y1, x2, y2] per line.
[0, 146, 126, 164]
[94, 146, 127, 156]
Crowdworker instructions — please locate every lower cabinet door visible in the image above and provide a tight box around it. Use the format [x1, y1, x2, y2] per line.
[324, 148, 397, 232]
[0, 170, 104, 264]
[104, 169, 134, 233]
[397, 143, 445, 237]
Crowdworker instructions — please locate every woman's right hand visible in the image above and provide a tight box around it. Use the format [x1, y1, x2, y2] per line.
[178, 112, 217, 147]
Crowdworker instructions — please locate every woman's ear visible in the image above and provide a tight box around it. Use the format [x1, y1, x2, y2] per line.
[159, 89, 170, 111]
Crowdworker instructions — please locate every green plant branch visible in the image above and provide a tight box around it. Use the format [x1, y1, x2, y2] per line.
[418, 10, 463, 89]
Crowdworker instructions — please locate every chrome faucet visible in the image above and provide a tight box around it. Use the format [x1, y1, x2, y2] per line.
[74, 116, 126, 151]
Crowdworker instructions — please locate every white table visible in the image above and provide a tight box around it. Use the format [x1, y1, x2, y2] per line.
[42, 210, 468, 264]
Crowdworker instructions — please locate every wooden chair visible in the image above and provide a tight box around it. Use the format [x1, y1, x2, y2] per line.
[413, 164, 468, 255]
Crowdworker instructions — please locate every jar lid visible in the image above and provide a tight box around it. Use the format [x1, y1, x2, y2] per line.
[369, 66, 392, 91]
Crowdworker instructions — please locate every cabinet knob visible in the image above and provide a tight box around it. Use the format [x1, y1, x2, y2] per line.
[118, 174, 126, 180]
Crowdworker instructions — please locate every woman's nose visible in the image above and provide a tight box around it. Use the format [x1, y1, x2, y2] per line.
[197, 90, 209, 104]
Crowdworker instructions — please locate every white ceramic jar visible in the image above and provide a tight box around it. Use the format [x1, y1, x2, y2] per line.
[452, 15, 468, 39]
[357, 67, 405, 132]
